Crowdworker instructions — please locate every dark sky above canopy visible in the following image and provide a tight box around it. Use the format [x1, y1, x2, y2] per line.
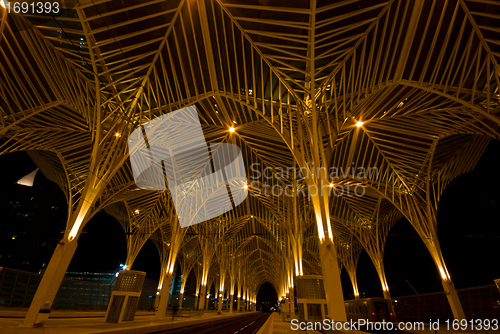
[0, 139, 499, 298]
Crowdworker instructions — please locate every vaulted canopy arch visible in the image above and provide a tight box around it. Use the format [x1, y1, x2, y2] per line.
[1, 0, 499, 325]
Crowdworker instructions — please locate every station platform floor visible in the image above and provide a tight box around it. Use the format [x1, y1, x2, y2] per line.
[256, 312, 316, 334]
[256, 312, 305, 334]
[0, 308, 256, 334]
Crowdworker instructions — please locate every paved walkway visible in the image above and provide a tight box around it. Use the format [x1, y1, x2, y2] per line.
[256, 313, 321, 334]
[0, 308, 254, 334]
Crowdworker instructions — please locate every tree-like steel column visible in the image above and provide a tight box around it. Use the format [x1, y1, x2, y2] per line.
[214, 275, 220, 312]
[284, 0, 347, 321]
[336, 235, 362, 300]
[177, 249, 198, 308]
[23, 239, 78, 326]
[194, 262, 203, 310]
[156, 222, 186, 319]
[228, 258, 235, 313]
[196, 222, 218, 312]
[237, 281, 241, 313]
[295, 122, 346, 321]
[22, 6, 132, 324]
[217, 245, 229, 312]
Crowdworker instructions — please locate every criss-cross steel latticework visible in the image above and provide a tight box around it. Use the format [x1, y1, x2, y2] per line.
[1, 0, 499, 325]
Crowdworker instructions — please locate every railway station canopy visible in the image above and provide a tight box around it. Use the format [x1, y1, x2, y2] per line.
[0, 0, 499, 325]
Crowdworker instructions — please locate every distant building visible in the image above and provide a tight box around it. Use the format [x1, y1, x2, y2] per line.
[0, 171, 67, 274]
[64, 271, 117, 284]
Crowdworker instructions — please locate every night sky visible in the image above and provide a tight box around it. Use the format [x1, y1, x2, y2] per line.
[0, 139, 499, 300]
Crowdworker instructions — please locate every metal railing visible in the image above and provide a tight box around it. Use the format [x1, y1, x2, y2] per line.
[393, 284, 500, 321]
[0, 267, 41, 308]
[0, 267, 155, 310]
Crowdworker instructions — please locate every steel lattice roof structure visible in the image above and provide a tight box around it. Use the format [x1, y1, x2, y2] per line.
[1, 0, 499, 323]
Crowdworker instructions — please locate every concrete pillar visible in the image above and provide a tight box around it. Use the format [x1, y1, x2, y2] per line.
[23, 239, 78, 326]
[287, 290, 292, 316]
[217, 289, 223, 312]
[283, 293, 289, 317]
[319, 239, 347, 321]
[246, 289, 249, 311]
[154, 292, 161, 309]
[241, 289, 245, 312]
[229, 293, 234, 313]
[178, 292, 184, 307]
[237, 289, 241, 312]
[442, 279, 466, 319]
[155, 274, 174, 319]
[215, 277, 220, 311]
[424, 240, 466, 320]
[289, 286, 295, 315]
[198, 285, 207, 311]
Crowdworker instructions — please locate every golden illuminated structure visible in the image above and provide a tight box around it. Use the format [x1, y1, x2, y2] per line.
[1, 0, 499, 326]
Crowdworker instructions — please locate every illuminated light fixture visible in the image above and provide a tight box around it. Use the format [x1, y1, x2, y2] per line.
[397, 99, 407, 108]
[229, 126, 235, 133]
[356, 121, 364, 127]
[134, 209, 140, 214]
[329, 183, 334, 188]
[243, 183, 248, 189]
[157, 291, 160, 295]
[215, 110, 218, 113]
[115, 132, 121, 137]
[248, 89, 253, 95]
[326, 84, 331, 91]
[251, 215, 253, 218]
[233, 120, 237, 124]
[0, 1, 7, 9]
